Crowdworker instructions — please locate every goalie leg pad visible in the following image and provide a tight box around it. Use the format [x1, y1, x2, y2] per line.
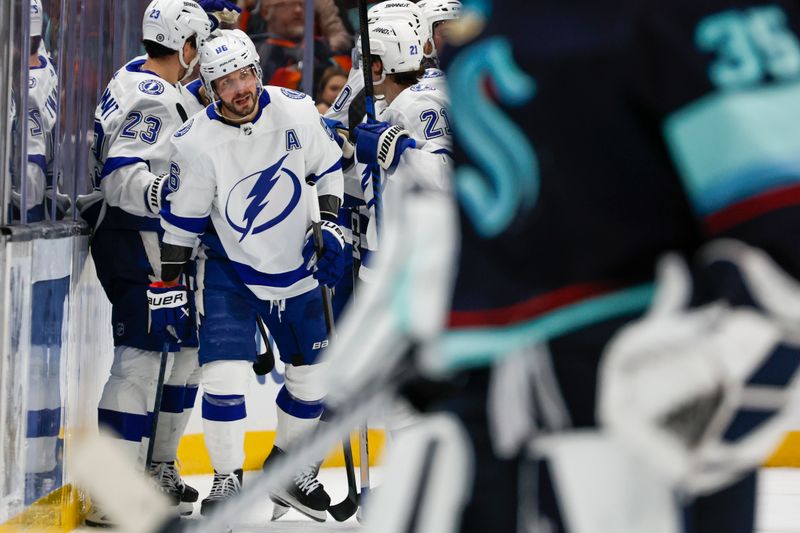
[363, 413, 472, 533]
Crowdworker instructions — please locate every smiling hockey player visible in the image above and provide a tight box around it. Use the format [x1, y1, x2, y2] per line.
[150, 31, 345, 520]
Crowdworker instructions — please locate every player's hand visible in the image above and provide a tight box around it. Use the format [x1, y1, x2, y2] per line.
[44, 186, 72, 219]
[76, 189, 104, 227]
[352, 121, 416, 171]
[146, 174, 172, 215]
[197, 0, 241, 29]
[197, 0, 241, 14]
[302, 221, 346, 287]
[323, 118, 354, 155]
[147, 282, 194, 346]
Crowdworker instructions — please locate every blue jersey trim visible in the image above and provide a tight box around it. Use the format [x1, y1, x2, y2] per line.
[98, 156, 148, 184]
[185, 79, 205, 107]
[29, 55, 49, 70]
[161, 209, 209, 235]
[276, 386, 324, 419]
[435, 284, 655, 372]
[27, 153, 48, 176]
[230, 260, 310, 288]
[206, 89, 271, 126]
[125, 58, 159, 77]
[307, 160, 343, 183]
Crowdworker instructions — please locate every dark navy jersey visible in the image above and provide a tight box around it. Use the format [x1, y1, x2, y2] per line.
[440, 0, 800, 363]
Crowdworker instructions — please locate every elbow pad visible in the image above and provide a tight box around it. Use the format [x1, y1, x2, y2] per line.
[318, 194, 342, 223]
[161, 243, 192, 282]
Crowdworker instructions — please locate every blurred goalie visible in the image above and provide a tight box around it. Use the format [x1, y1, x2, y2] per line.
[320, 0, 800, 532]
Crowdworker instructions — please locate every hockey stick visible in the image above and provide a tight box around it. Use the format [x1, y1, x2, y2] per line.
[357, 0, 383, 232]
[144, 341, 170, 471]
[307, 179, 360, 521]
[252, 315, 275, 376]
[355, 1, 376, 517]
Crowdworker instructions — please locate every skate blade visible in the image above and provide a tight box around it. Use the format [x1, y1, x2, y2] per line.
[270, 494, 327, 522]
[271, 501, 290, 521]
[178, 500, 194, 516]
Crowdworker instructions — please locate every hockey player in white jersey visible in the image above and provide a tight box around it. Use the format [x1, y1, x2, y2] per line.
[84, 0, 216, 526]
[324, 1, 432, 130]
[16, 0, 62, 222]
[416, 0, 461, 90]
[150, 31, 346, 520]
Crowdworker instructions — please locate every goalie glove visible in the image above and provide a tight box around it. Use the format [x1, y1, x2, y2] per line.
[598, 242, 800, 496]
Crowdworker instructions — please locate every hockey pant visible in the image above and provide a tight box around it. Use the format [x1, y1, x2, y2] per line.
[195, 255, 329, 474]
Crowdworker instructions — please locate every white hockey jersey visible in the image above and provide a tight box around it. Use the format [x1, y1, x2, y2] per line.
[162, 86, 344, 301]
[324, 67, 364, 128]
[90, 56, 194, 229]
[421, 67, 448, 91]
[24, 54, 58, 212]
[182, 78, 208, 117]
[356, 80, 453, 279]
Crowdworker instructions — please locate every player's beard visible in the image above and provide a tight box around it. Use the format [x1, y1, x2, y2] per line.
[222, 88, 258, 119]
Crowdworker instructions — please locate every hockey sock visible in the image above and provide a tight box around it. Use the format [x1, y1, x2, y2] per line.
[273, 386, 324, 450]
[202, 392, 246, 474]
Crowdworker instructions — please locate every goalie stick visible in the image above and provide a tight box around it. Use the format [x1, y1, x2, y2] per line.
[307, 178, 360, 521]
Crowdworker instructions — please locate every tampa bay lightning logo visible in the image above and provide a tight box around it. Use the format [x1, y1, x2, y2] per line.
[225, 154, 302, 242]
[138, 79, 165, 96]
[174, 118, 194, 138]
[281, 88, 307, 100]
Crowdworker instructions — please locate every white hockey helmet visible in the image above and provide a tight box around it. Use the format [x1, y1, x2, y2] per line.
[142, 0, 213, 72]
[417, 0, 462, 36]
[199, 30, 262, 102]
[368, 18, 424, 83]
[367, 1, 433, 58]
[30, 0, 43, 38]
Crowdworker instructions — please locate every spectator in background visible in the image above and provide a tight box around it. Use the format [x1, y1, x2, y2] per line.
[315, 65, 347, 113]
[246, 0, 351, 90]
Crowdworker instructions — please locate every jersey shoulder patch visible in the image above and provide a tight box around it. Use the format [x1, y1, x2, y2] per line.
[280, 87, 308, 100]
[174, 118, 194, 138]
[138, 79, 166, 96]
[410, 83, 437, 93]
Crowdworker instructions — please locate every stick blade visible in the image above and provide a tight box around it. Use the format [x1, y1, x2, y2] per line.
[328, 493, 360, 522]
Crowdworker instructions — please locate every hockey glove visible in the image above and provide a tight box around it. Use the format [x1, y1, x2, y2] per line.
[197, 0, 240, 29]
[322, 118, 355, 161]
[44, 186, 72, 220]
[76, 189, 104, 228]
[302, 221, 346, 287]
[599, 242, 800, 496]
[147, 282, 194, 346]
[352, 121, 416, 171]
[145, 174, 172, 215]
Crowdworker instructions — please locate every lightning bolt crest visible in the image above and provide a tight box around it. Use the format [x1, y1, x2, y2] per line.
[240, 154, 290, 242]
